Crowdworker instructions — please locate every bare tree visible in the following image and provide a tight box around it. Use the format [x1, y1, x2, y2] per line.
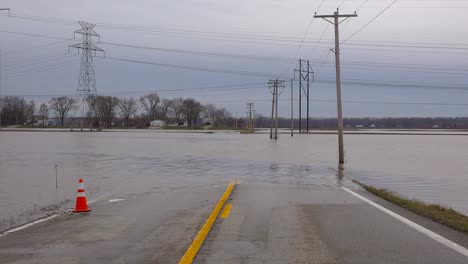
[49, 97, 76, 127]
[215, 107, 231, 126]
[26, 100, 36, 127]
[38, 103, 48, 127]
[118, 98, 138, 127]
[87, 95, 119, 128]
[170, 97, 184, 126]
[182, 98, 203, 127]
[158, 98, 172, 125]
[202, 104, 217, 121]
[140, 93, 160, 122]
[1, 96, 28, 126]
[201, 104, 231, 127]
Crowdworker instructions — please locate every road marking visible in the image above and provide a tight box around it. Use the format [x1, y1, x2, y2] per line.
[88, 192, 111, 204]
[108, 198, 126, 203]
[220, 203, 233, 219]
[342, 187, 468, 258]
[0, 213, 59, 237]
[178, 181, 236, 264]
[0, 192, 110, 237]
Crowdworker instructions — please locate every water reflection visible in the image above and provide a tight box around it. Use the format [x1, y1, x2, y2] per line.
[336, 164, 345, 186]
[1, 131, 468, 230]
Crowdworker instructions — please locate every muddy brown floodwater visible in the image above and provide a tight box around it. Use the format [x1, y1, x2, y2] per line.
[1, 131, 467, 231]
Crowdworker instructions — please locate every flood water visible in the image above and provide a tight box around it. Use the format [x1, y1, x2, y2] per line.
[1, 131, 467, 230]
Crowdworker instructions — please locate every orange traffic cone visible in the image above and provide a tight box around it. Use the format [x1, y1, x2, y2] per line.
[73, 178, 91, 212]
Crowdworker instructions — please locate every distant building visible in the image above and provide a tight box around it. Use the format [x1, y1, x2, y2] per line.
[432, 124, 440, 129]
[355, 124, 364, 128]
[203, 118, 214, 126]
[369, 124, 376, 128]
[35, 119, 48, 127]
[150, 120, 165, 128]
[48, 118, 60, 127]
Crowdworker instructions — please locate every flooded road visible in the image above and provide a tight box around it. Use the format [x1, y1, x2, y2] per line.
[1, 131, 467, 230]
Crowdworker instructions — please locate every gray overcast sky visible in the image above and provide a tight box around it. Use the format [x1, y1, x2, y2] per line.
[1, 0, 468, 118]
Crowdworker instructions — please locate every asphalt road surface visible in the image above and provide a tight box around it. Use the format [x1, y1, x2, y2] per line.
[0, 182, 467, 264]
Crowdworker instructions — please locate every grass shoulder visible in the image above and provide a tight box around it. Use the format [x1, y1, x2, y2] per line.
[354, 181, 468, 234]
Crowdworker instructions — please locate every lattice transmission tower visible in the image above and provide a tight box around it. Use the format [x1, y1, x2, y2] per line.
[69, 21, 104, 130]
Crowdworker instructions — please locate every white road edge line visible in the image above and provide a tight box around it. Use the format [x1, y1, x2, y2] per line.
[0, 213, 59, 237]
[342, 187, 468, 258]
[0, 193, 109, 237]
[88, 192, 111, 204]
[108, 198, 126, 203]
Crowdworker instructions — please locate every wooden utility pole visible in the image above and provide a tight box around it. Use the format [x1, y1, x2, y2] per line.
[0, 49, 2, 130]
[306, 60, 310, 133]
[314, 8, 357, 164]
[298, 60, 302, 133]
[275, 84, 279, 140]
[270, 86, 275, 139]
[269, 79, 285, 140]
[0, 9, 9, 130]
[290, 78, 293, 137]
[235, 112, 238, 129]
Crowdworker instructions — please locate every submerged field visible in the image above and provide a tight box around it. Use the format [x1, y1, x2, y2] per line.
[0, 130, 467, 230]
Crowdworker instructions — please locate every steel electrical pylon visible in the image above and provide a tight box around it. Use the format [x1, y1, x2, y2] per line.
[69, 21, 104, 131]
[294, 60, 314, 133]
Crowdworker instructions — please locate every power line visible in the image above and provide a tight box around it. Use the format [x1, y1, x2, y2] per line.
[101, 41, 295, 63]
[3, 35, 468, 74]
[356, 0, 371, 11]
[318, 63, 468, 75]
[2, 39, 72, 55]
[101, 41, 468, 72]
[103, 56, 290, 78]
[3, 57, 78, 79]
[292, 0, 327, 59]
[3, 53, 71, 71]
[2, 82, 267, 97]
[4, 14, 468, 50]
[0, 29, 69, 41]
[342, 0, 398, 43]
[3, 27, 468, 55]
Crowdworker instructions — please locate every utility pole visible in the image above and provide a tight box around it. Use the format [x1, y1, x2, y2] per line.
[269, 83, 275, 139]
[294, 59, 314, 134]
[275, 85, 279, 139]
[235, 112, 238, 129]
[298, 60, 302, 133]
[0, 49, 2, 130]
[55, 164, 58, 210]
[0, 8, 9, 130]
[306, 60, 310, 133]
[290, 78, 293, 137]
[246, 102, 254, 133]
[69, 21, 104, 131]
[269, 79, 285, 140]
[252, 110, 256, 131]
[315, 8, 357, 164]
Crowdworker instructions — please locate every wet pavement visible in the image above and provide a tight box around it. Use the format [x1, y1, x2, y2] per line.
[1, 182, 467, 264]
[195, 183, 468, 264]
[0, 185, 225, 264]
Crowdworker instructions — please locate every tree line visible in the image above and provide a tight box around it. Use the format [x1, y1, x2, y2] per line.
[3, 94, 468, 129]
[254, 116, 468, 129]
[0, 94, 236, 128]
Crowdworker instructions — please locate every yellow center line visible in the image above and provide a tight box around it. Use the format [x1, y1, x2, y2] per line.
[220, 203, 233, 219]
[178, 181, 236, 264]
